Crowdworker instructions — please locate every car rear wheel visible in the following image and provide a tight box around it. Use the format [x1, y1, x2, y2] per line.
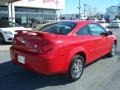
[0, 33, 5, 44]
[67, 55, 84, 81]
[108, 44, 116, 57]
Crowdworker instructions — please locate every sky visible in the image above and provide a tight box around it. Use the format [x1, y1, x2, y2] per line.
[61, 0, 120, 14]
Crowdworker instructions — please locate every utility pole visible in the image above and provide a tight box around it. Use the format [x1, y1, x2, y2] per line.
[27, 0, 30, 28]
[78, 0, 81, 20]
[55, 0, 59, 21]
[27, 0, 34, 28]
[84, 4, 87, 20]
[8, 0, 15, 25]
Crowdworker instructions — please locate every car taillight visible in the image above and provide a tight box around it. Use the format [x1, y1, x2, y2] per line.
[30, 44, 53, 54]
[31, 49, 39, 53]
[39, 43, 53, 54]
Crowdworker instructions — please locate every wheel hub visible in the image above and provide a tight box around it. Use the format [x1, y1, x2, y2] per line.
[71, 58, 83, 79]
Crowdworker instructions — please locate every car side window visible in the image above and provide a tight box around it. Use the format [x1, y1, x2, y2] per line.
[76, 25, 91, 35]
[41, 22, 76, 35]
[89, 24, 106, 35]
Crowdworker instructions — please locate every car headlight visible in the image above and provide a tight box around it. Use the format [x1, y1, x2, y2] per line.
[4, 31, 13, 35]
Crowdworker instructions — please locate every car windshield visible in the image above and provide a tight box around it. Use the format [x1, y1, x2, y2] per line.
[0, 21, 21, 28]
[36, 22, 76, 35]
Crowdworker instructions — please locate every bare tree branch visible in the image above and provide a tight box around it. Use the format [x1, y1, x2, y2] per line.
[86, 5, 98, 19]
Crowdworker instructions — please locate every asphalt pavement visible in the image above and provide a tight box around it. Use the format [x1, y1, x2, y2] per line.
[0, 43, 11, 51]
[0, 29, 120, 90]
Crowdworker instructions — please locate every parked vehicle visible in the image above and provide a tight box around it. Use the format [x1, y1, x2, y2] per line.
[108, 19, 120, 28]
[0, 21, 31, 44]
[97, 19, 108, 28]
[10, 20, 117, 81]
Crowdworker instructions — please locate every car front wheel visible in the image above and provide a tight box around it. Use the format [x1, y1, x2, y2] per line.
[67, 55, 84, 81]
[108, 44, 116, 57]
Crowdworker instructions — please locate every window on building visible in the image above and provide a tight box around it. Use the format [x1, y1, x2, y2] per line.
[43, 9, 56, 14]
[44, 15, 56, 20]
[0, 6, 7, 11]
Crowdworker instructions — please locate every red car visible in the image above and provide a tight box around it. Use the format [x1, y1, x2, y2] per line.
[10, 21, 117, 81]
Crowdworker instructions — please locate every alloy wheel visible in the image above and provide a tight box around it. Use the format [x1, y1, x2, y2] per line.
[69, 55, 84, 81]
[111, 44, 116, 56]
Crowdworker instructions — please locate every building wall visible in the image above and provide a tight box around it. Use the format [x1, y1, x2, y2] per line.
[105, 6, 120, 20]
[0, 5, 56, 27]
[13, 0, 64, 10]
[106, 6, 119, 13]
[0, 0, 65, 28]
[15, 7, 56, 27]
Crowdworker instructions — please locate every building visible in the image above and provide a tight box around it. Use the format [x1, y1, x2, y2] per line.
[0, 0, 64, 27]
[105, 6, 120, 21]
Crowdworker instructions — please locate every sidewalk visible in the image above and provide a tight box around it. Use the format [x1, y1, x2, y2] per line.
[0, 45, 11, 51]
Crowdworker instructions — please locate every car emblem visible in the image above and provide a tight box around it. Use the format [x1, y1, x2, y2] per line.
[21, 40, 25, 44]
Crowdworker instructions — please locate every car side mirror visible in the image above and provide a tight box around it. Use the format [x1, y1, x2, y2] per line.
[107, 31, 113, 35]
[100, 32, 108, 36]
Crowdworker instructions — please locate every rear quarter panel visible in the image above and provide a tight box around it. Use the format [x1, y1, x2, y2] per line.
[52, 35, 94, 72]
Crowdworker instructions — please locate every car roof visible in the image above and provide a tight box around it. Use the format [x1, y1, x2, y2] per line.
[34, 20, 97, 32]
[59, 20, 96, 25]
[35, 20, 96, 27]
[59, 20, 93, 22]
[57, 20, 98, 35]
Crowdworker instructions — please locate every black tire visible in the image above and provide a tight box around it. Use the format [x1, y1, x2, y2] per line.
[67, 55, 84, 81]
[0, 33, 5, 44]
[108, 44, 116, 57]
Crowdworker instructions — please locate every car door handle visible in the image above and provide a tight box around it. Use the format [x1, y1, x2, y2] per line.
[96, 39, 101, 41]
[95, 39, 101, 43]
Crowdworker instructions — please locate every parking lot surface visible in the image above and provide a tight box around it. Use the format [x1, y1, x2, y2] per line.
[0, 29, 120, 90]
[0, 44, 11, 51]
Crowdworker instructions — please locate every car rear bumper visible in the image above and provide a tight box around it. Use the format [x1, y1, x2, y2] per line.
[10, 47, 67, 75]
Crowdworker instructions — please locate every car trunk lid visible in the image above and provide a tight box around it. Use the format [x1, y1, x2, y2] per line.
[13, 30, 56, 54]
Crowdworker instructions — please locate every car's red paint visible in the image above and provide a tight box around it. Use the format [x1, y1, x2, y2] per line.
[10, 20, 117, 75]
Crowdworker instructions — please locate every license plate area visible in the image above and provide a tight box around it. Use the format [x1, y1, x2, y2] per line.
[17, 55, 25, 64]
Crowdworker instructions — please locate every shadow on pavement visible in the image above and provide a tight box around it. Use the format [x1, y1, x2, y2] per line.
[0, 42, 12, 46]
[116, 50, 120, 62]
[116, 50, 120, 56]
[0, 61, 71, 90]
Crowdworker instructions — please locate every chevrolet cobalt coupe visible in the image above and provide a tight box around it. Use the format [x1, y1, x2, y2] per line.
[10, 21, 117, 81]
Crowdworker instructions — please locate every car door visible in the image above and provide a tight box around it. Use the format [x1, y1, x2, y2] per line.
[76, 25, 97, 63]
[88, 24, 110, 59]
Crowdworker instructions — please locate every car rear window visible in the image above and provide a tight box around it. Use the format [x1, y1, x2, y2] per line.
[39, 22, 76, 35]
